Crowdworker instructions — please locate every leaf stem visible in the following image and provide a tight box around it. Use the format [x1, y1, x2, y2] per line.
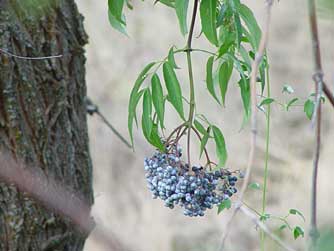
[260, 58, 271, 251]
[185, 0, 199, 170]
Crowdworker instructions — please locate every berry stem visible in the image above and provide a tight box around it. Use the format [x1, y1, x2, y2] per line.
[191, 126, 212, 168]
[186, 0, 199, 172]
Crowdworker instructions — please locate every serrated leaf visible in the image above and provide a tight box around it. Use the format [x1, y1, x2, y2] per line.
[142, 89, 153, 141]
[200, 0, 218, 46]
[260, 213, 271, 221]
[289, 209, 306, 222]
[234, 13, 242, 48]
[175, 0, 189, 35]
[239, 4, 261, 50]
[128, 62, 156, 146]
[108, 11, 127, 35]
[248, 182, 261, 190]
[206, 56, 220, 104]
[259, 60, 266, 94]
[259, 98, 274, 107]
[293, 226, 304, 239]
[218, 199, 231, 214]
[200, 127, 210, 158]
[239, 46, 251, 70]
[168, 47, 180, 69]
[286, 98, 299, 111]
[194, 119, 207, 135]
[163, 62, 185, 120]
[279, 224, 288, 231]
[108, 0, 125, 24]
[212, 125, 227, 167]
[151, 74, 165, 128]
[150, 123, 165, 151]
[282, 84, 294, 94]
[217, 29, 236, 57]
[155, 0, 175, 8]
[219, 60, 233, 106]
[238, 78, 251, 124]
[304, 99, 315, 120]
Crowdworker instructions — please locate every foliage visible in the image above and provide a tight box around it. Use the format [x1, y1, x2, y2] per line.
[107, 0, 311, 248]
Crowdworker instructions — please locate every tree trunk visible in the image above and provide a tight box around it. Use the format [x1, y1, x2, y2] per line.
[0, 0, 93, 250]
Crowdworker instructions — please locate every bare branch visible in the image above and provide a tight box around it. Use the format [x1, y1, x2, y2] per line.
[0, 151, 128, 251]
[218, 1, 274, 250]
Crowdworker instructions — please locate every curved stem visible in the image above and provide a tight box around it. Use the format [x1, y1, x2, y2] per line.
[185, 0, 199, 170]
[261, 58, 271, 251]
[191, 126, 211, 167]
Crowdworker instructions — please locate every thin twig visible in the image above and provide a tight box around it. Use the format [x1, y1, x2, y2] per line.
[0, 48, 62, 60]
[323, 83, 334, 107]
[239, 205, 297, 251]
[191, 126, 212, 167]
[218, 1, 274, 250]
[85, 97, 132, 149]
[307, 0, 324, 248]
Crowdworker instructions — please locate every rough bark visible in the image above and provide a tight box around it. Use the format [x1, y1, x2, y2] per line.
[0, 0, 93, 250]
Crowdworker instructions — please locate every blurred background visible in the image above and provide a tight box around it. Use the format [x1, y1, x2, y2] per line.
[77, 1, 334, 251]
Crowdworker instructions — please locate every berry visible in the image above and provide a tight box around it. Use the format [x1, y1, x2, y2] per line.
[144, 143, 238, 217]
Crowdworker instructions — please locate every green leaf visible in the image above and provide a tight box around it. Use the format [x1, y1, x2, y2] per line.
[259, 60, 266, 94]
[168, 47, 180, 69]
[128, 62, 156, 146]
[217, 29, 235, 57]
[248, 182, 261, 190]
[304, 99, 315, 120]
[151, 74, 165, 128]
[293, 226, 305, 239]
[206, 56, 220, 104]
[260, 213, 271, 221]
[219, 59, 233, 106]
[155, 0, 175, 8]
[289, 209, 306, 222]
[200, 0, 218, 46]
[238, 78, 251, 124]
[278, 224, 288, 231]
[218, 199, 231, 214]
[212, 125, 227, 167]
[163, 62, 185, 120]
[108, 11, 127, 35]
[200, 127, 210, 158]
[286, 98, 299, 111]
[239, 4, 261, 49]
[259, 98, 274, 107]
[149, 123, 165, 151]
[108, 0, 125, 23]
[239, 46, 251, 70]
[175, 0, 189, 35]
[194, 119, 207, 135]
[234, 13, 242, 48]
[282, 84, 294, 94]
[142, 89, 153, 141]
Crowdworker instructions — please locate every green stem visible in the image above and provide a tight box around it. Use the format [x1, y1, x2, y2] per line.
[260, 59, 271, 251]
[185, 0, 199, 169]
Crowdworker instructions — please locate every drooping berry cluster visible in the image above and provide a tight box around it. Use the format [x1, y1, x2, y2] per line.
[144, 144, 238, 217]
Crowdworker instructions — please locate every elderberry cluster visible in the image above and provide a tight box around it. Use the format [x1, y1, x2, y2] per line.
[144, 144, 238, 217]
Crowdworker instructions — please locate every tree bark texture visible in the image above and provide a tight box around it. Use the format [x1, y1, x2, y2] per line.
[0, 0, 93, 250]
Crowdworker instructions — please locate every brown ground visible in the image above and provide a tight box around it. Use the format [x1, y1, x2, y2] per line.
[77, 1, 334, 251]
